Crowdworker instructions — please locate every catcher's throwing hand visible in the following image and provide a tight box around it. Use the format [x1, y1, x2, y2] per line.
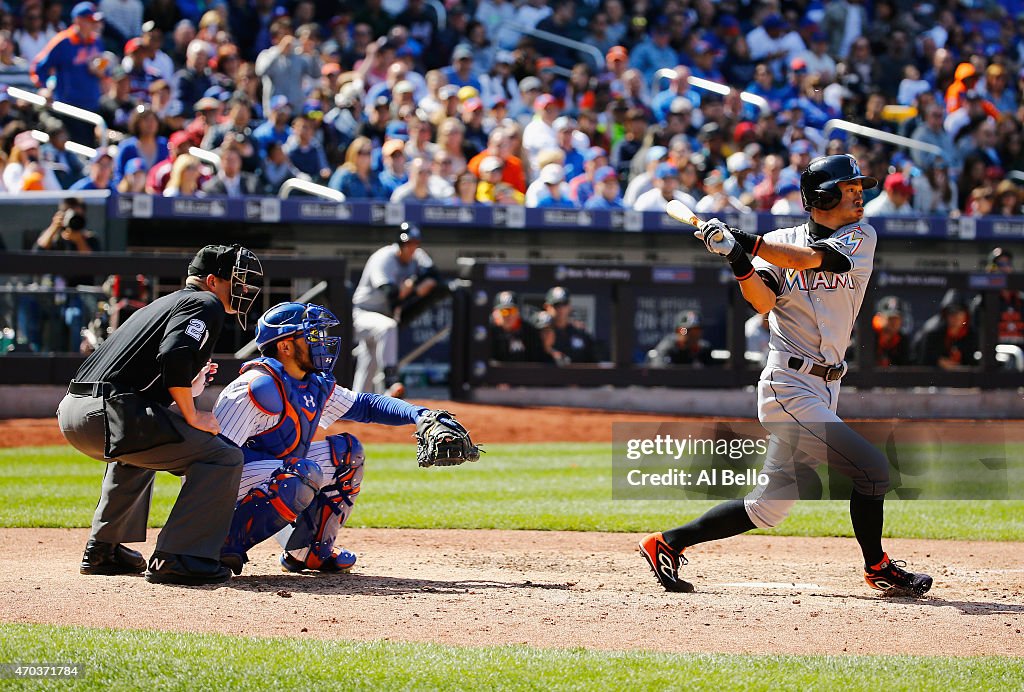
[415, 410, 483, 467]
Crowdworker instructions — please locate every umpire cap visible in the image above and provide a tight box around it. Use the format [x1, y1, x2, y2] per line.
[800, 154, 877, 211]
[189, 244, 244, 279]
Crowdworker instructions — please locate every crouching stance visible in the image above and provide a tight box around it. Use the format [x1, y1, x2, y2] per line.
[214, 302, 480, 575]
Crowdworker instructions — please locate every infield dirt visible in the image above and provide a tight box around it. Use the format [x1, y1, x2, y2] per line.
[2, 403, 1022, 655]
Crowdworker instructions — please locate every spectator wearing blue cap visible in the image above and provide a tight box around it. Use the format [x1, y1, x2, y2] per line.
[551, 116, 584, 182]
[252, 95, 294, 158]
[442, 44, 484, 93]
[583, 165, 624, 210]
[633, 163, 698, 213]
[777, 138, 816, 189]
[30, 2, 104, 140]
[70, 148, 116, 191]
[568, 146, 608, 207]
[116, 157, 148, 193]
[630, 20, 678, 84]
[770, 180, 804, 215]
[622, 145, 669, 207]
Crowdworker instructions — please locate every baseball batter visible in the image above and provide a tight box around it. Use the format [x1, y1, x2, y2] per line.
[640, 155, 933, 597]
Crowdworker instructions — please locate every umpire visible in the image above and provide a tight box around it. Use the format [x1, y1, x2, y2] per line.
[56, 244, 263, 585]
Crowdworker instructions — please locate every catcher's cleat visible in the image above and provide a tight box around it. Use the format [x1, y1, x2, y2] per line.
[80, 540, 147, 575]
[864, 553, 933, 597]
[638, 532, 694, 593]
[280, 549, 357, 573]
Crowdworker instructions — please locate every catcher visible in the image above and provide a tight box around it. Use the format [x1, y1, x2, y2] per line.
[213, 301, 480, 575]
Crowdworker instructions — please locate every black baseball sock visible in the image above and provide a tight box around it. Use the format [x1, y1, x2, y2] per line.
[849, 489, 885, 567]
[662, 500, 756, 551]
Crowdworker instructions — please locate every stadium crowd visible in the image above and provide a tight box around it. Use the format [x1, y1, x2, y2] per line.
[0, 0, 1018, 215]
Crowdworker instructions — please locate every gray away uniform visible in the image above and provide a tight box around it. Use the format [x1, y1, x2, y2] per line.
[744, 220, 890, 528]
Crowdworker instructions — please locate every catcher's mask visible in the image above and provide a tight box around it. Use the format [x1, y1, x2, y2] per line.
[188, 244, 263, 329]
[256, 302, 342, 373]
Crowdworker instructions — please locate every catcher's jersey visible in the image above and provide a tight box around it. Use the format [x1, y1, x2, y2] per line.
[214, 366, 425, 451]
[752, 220, 876, 364]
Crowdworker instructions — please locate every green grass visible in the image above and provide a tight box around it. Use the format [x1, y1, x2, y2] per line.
[0, 623, 1020, 691]
[2, 444, 1022, 540]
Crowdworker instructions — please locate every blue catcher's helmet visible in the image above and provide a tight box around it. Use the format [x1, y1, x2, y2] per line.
[255, 302, 342, 373]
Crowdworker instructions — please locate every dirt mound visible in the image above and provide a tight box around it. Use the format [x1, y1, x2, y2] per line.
[3, 528, 1021, 656]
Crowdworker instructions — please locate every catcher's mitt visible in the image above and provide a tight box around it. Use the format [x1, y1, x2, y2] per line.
[415, 410, 482, 467]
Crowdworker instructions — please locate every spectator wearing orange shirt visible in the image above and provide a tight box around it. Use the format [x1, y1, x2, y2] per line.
[467, 128, 526, 193]
[945, 62, 1000, 120]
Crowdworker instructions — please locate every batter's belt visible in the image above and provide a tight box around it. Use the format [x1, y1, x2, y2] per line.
[767, 351, 847, 382]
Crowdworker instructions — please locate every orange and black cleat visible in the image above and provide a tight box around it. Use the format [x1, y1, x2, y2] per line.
[638, 532, 694, 593]
[864, 553, 933, 597]
[281, 549, 357, 573]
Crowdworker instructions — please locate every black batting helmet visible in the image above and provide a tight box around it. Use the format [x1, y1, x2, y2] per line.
[800, 154, 877, 211]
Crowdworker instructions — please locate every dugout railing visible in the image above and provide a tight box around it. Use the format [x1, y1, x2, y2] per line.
[0, 252, 352, 387]
[448, 259, 1024, 396]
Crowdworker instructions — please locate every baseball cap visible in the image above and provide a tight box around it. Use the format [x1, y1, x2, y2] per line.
[493, 290, 518, 309]
[726, 152, 751, 173]
[124, 157, 146, 175]
[763, 14, 786, 31]
[676, 310, 702, 329]
[458, 85, 480, 102]
[463, 97, 483, 113]
[884, 172, 913, 195]
[188, 244, 242, 280]
[790, 139, 814, 155]
[704, 169, 725, 186]
[495, 50, 515, 65]
[169, 130, 192, 148]
[593, 165, 617, 183]
[606, 45, 628, 63]
[194, 96, 221, 112]
[698, 122, 722, 141]
[533, 311, 553, 329]
[876, 295, 902, 317]
[669, 97, 693, 114]
[398, 222, 421, 244]
[71, 2, 103, 20]
[13, 130, 38, 151]
[536, 57, 556, 72]
[90, 146, 114, 163]
[452, 44, 473, 61]
[811, 31, 827, 43]
[733, 121, 756, 143]
[487, 95, 507, 109]
[269, 94, 290, 111]
[124, 38, 141, 54]
[777, 181, 800, 196]
[545, 286, 571, 306]
[480, 155, 505, 173]
[654, 163, 679, 180]
[385, 121, 410, 140]
[321, 62, 341, 77]
[438, 84, 459, 100]
[519, 76, 542, 93]
[584, 146, 608, 163]
[552, 116, 576, 132]
[539, 163, 565, 185]
[646, 145, 669, 163]
[382, 139, 405, 157]
[534, 94, 557, 110]
[373, 94, 391, 109]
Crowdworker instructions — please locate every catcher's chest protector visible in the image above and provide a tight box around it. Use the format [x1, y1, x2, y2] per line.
[241, 358, 334, 462]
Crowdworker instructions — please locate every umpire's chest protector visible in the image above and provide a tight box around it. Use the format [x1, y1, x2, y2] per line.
[240, 358, 335, 462]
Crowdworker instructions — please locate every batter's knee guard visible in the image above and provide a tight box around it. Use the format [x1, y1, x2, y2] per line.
[743, 496, 797, 529]
[223, 457, 323, 566]
[285, 433, 365, 569]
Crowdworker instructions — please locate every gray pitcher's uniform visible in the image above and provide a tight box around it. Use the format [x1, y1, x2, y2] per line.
[744, 220, 890, 528]
[351, 243, 433, 392]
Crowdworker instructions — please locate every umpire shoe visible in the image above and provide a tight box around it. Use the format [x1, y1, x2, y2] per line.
[638, 532, 694, 593]
[145, 551, 232, 585]
[864, 553, 933, 597]
[80, 540, 147, 575]
[281, 549, 357, 573]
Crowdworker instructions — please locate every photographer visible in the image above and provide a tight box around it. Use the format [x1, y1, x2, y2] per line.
[26, 198, 101, 352]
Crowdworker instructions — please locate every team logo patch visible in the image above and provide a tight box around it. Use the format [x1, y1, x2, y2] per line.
[185, 318, 207, 341]
[835, 228, 864, 254]
[303, 394, 315, 409]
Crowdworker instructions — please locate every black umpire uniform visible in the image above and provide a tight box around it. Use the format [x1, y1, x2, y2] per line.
[56, 244, 262, 585]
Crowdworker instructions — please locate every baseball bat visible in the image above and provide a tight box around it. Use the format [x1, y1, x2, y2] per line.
[665, 199, 705, 229]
